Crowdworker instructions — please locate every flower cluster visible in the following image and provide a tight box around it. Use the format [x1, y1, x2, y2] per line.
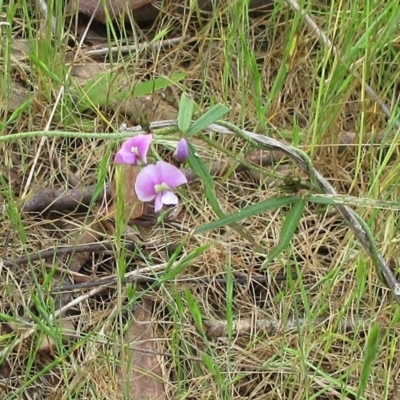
[114, 135, 188, 212]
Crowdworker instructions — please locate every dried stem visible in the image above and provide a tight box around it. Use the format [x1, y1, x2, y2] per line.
[205, 315, 371, 338]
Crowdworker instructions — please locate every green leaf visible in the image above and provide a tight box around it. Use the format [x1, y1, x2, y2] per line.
[133, 72, 186, 97]
[160, 244, 209, 283]
[187, 104, 230, 136]
[189, 143, 264, 249]
[188, 143, 223, 215]
[194, 195, 299, 235]
[265, 198, 305, 264]
[77, 72, 186, 112]
[0, 98, 32, 130]
[76, 71, 126, 111]
[178, 92, 194, 133]
[29, 53, 63, 84]
[357, 324, 381, 399]
[185, 289, 205, 336]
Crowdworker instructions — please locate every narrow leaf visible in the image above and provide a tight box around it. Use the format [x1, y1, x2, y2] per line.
[189, 143, 264, 248]
[77, 71, 126, 111]
[1, 98, 32, 129]
[188, 144, 223, 214]
[265, 198, 305, 264]
[357, 324, 381, 399]
[195, 196, 299, 234]
[160, 244, 209, 283]
[187, 104, 230, 136]
[185, 289, 205, 336]
[133, 73, 186, 97]
[29, 53, 63, 84]
[178, 92, 194, 133]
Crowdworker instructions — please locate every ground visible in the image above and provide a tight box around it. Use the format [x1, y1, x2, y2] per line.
[1, 1, 400, 399]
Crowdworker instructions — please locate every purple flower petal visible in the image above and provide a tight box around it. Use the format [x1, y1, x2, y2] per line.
[154, 194, 164, 212]
[154, 191, 178, 212]
[135, 161, 187, 212]
[161, 191, 178, 206]
[154, 161, 188, 189]
[135, 164, 158, 201]
[114, 134, 152, 165]
[174, 138, 189, 161]
[114, 147, 137, 164]
[114, 153, 126, 164]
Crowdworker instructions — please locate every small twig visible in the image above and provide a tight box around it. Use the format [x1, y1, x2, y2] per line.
[204, 315, 371, 338]
[22, 184, 111, 212]
[4, 239, 289, 292]
[3, 238, 184, 269]
[2, 241, 137, 268]
[62, 325, 203, 361]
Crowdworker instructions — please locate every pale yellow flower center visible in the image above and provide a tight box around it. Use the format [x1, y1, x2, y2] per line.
[155, 183, 170, 193]
[130, 146, 139, 155]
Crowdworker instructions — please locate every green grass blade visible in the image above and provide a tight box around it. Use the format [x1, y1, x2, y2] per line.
[187, 104, 230, 136]
[160, 244, 210, 283]
[357, 323, 381, 399]
[0, 98, 32, 130]
[185, 289, 206, 337]
[29, 53, 63, 84]
[265, 198, 305, 263]
[226, 252, 234, 342]
[188, 143, 262, 248]
[178, 92, 194, 134]
[188, 143, 224, 215]
[194, 195, 299, 235]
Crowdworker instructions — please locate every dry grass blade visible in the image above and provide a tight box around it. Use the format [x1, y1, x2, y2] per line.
[205, 315, 371, 338]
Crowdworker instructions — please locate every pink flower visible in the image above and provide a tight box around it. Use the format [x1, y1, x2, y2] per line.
[135, 161, 187, 212]
[174, 138, 189, 161]
[114, 134, 152, 165]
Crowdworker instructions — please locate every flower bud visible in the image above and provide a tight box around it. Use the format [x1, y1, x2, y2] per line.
[174, 138, 189, 162]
